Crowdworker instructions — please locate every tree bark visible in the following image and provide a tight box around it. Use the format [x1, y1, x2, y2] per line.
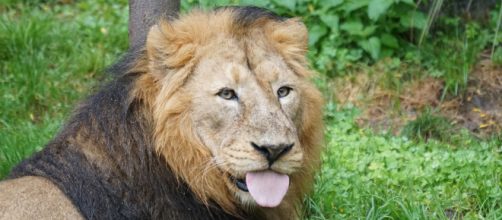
[128, 0, 180, 49]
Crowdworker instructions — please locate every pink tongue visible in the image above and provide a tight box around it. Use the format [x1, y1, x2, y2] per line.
[245, 171, 290, 207]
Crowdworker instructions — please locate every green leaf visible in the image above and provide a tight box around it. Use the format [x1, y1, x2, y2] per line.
[320, 14, 339, 32]
[400, 11, 427, 29]
[342, 0, 370, 13]
[340, 20, 375, 37]
[346, 49, 363, 61]
[240, 0, 269, 7]
[380, 48, 394, 57]
[359, 37, 381, 59]
[272, 0, 296, 11]
[398, 0, 415, 5]
[340, 20, 363, 36]
[322, 0, 344, 10]
[360, 25, 377, 37]
[380, 33, 399, 48]
[308, 24, 328, 46]
[368, 0, 394, 21]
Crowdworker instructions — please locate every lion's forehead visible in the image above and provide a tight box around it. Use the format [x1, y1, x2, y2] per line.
[195, 29, 298, 79]
[198, 47, 296, 86]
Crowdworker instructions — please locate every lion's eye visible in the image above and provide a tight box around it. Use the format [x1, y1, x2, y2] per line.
[217, 88, 238, 100]
[277, 86, 292, 98]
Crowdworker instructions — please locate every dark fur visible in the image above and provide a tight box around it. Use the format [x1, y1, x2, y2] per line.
[8, 7, 285, 220]
[218, 6, 285, 27]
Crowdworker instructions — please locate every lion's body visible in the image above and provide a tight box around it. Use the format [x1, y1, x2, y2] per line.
[1, 6, 323, 220]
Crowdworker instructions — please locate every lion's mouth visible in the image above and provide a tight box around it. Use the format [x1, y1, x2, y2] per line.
[229, 175, 248, 192]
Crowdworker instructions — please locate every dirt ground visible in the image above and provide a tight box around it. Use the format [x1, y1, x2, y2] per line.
[458, 56, 502, 136]
[332, 56, 502, 137]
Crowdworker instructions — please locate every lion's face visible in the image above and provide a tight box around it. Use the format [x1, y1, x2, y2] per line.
[143, 7, 323, 215]
[186, 38, 304, 206]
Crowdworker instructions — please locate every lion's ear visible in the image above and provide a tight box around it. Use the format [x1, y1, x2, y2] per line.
[268, 18, 308, 53]
[266, 18, 310, 76]
[146, 21, 196, 79]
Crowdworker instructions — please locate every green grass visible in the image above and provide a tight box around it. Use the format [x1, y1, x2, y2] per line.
[401, 109, 454, 143]
[307, 104, 502, 219]
[1, 1, 501, 219]
[0, 0, 128, 176]
[419, 20, 492, 97]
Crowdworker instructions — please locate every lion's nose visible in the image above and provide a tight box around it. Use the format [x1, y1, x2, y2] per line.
[250, 142, 294, 165]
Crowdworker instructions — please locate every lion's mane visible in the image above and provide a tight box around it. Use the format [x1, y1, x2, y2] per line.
[9, 6, 323, 220]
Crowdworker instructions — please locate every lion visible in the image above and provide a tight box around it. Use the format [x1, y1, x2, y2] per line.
[0, 6, 323, 220]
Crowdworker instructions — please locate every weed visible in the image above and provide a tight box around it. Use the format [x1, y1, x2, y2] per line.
[419, 0, 444, 46]
[401, 109, 454, 142]
[492, 46, 502, 65]
[490, 2, 502, 59]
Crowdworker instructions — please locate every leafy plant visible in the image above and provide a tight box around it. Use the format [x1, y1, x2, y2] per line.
[274, 0, 427, 77]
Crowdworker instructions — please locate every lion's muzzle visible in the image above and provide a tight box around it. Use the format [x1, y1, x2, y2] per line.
[250, 142, 294, 165]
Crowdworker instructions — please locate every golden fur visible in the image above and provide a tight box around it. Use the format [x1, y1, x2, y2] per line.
[132, 8, 324, 218]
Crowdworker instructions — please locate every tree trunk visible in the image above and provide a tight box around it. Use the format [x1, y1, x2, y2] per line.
[128, 0, 180, 49]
